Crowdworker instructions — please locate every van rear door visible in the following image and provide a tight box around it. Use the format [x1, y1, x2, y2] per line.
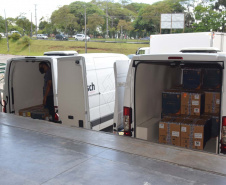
[57, 57, 88, 128]
[113, 60, 130, 132]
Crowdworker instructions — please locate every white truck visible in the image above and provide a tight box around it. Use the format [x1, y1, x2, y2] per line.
[121, 50, 226, 155]
[136, 32, 226, 55]
[150, 32, 226, 53]
[2, 53, 129, 131]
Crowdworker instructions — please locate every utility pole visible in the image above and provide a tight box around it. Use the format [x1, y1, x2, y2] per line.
[4, 10, 9, 52]
[35, 4, 37, 36]
[85, 6, 87, 53]
[106, 1, 108, 38]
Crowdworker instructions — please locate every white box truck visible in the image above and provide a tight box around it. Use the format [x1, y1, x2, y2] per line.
[2, 53, 129, 131]
[121, 51, 226, 154]
[150, 32, 226, 53]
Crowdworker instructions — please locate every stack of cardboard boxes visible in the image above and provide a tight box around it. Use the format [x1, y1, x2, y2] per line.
[19, 105, 49, 120]
[159, 68, 221, 150]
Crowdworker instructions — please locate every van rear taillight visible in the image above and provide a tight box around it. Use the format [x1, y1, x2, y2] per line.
[3, 100, 6, 113]
[124, 106, 132, 136]
[168, 57, 183, 60]
[54, 113, 59, 122]
[221, 117, 226, 153]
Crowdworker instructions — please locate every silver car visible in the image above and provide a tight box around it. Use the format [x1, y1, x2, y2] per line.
[37, 34, 48, 39]
[74, 34, 90, 41]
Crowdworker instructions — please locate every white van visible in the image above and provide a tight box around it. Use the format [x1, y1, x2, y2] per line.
[122, 53, 226, 154]
[2, 53, 129, 131]
[136, 47, 150, 55]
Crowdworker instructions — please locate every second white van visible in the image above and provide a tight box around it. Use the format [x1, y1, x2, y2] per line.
[2, 53, 129, 131]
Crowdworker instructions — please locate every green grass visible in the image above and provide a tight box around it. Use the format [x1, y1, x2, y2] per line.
[0, 38, 149, 56]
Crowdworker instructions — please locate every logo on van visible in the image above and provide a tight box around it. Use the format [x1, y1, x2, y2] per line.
[88, 82, 95, 92]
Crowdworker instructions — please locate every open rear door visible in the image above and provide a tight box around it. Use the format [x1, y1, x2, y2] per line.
[113, 59, 130, 132]
[57, 57, 88, 128]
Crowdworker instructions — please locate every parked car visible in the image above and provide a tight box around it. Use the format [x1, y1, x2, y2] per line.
[37, 34, 48, 39]
[74, 34, 90, 41]
[140, 36, 150, 41]
[55, 34, 68, 40]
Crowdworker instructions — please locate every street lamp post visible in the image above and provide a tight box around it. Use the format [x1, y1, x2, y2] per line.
[4, 10, 9, 52]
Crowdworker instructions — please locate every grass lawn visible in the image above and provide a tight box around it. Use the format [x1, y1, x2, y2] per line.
[0, 38, 149, 56]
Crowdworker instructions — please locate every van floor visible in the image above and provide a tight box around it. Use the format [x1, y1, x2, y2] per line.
[0, 113, 226, 184]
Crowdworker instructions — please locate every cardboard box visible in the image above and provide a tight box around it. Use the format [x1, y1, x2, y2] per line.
[203, 68, 221, 90]
[19, 105, 44, 117]
[159, 117, 174, 144]
[170, 118, 183, 146]
[31, 109, 49, 120]
[183, 69, 202, 90]
[136, 118, 160, 141]
[193, 119, 211, 150]
[204, 91, 220, 114]
[181, 92, 204, 116]
[180, 119, 195, 149]
[162, 90, 181, 117]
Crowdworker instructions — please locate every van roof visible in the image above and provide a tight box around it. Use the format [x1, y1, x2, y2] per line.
[180, 47, 221, 53]
[131, 53, 226, 63]
[44, 51, 78, 56]
[6, 53, 128, 64]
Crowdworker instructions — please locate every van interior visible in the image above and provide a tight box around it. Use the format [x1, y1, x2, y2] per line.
[134, 61, 222, 154]
[8, 60, 51, 114]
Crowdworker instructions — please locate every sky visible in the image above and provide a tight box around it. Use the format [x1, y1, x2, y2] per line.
[1, 0, 161, 24]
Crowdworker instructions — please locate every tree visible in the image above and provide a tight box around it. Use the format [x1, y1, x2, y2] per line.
[192, 0, 226, 32]
[51, 5, 79, 35]
[117, 19, 134, 39]
[69, 1, 104, 34]
[15, 15, 35, 36]
[87, 13, 105, 36]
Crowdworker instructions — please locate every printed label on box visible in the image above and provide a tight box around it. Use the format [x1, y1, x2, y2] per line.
[194, 141, 201, 146]
[181, 127, 187, 132]
[194, 108, 200, 113]
[159, 123, 164, 129]
[194, 94, 200, 99]
[216, 99, 220, 105]
[172, 131, 179, 137]
[192, 100, 199, 106]
[194, 133, 202, 139]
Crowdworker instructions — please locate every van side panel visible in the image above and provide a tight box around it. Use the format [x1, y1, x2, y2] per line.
[92, 57, 117, 129]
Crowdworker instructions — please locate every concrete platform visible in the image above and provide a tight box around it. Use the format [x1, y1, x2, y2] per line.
[1, 113, 226, 184]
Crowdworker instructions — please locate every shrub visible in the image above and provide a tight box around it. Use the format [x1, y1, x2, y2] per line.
[11, 33, 21, 41]
[18, 36, 31, 46]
